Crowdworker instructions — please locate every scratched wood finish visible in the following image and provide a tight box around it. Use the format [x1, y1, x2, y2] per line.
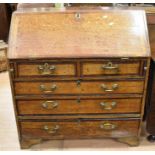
[8, 10, 150, 59]
[17, 63, 76, 76]
[14, 80, 144, 95]
[17, 98, 142, 115]
[20, 120, 140, 139]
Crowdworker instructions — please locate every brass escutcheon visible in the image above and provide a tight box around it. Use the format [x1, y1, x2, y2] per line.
[76, 80, 81, 87]
[76, 97, 81, 103]
[75, 12, 81, 19]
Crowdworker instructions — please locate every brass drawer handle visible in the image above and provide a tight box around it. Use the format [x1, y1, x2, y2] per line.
[42, 101, 59, 109]
[102, 62, 118, 72]
[101, 84, 118, 92]
[100, 102, 117, 110]
[43, 125, 59, 134]
[40, 84, 57, 93]
[38, 63, 56, 75]
[100, 122, 117, 130]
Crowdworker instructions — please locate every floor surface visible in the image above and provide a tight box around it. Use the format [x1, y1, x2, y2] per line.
[0, 72, 155, 151]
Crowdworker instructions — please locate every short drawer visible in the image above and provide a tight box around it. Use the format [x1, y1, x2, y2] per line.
[17, 98, 142, 115]
[82, 60, 142, 76]
[20, 120, 140, 139]
[15, 80, 144, 95]
[17, 62, 76, 77]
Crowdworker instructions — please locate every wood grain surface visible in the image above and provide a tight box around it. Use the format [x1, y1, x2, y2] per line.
[14, 80, 144, 95]
[18, 63, 76, 76]
[8, 9, 150, 59]
[17, 98, 142, 115]
[82, 61, 141, 76]
[21, 120, 140, 139]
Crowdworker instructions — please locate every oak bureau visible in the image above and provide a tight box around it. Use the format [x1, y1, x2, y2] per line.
[8, 8, 150, 148]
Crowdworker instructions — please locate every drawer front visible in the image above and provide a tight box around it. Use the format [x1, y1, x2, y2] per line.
[17, 98, 142, 115]
[15, 81, 144, 95]
[82, 61, 141, 76]
[17, 62, 76, 77]
[20, 120, 140, 139]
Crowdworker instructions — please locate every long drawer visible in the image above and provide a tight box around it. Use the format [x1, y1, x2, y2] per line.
[17, 98, 142, 115]
[14, 80, 144, 95]
[20, 119, 140, 139]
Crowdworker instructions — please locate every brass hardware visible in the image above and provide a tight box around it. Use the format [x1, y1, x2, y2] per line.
[76, 80, 81, 87]
[77, 119, 81, 124]
[100, 122, 117, 130]
[101, 83, 118, 92]
[40, 84, 57, 93]
[42, 101, 59, 109]
[43, 125, 59, 134]
[100, 102, 117, 110]
[38, 63, 56, 75]
[77, 98, 81, 103]
[102, 62, 119, 72]
[75, 13, 81, 19]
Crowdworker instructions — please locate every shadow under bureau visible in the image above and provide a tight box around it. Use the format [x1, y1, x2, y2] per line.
[8, 8, 150, 148]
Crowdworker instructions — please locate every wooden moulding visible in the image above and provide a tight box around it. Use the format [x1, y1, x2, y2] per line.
[18, 114, 141, 120]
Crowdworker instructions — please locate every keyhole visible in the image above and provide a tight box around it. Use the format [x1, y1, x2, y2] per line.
[77, 97, 81, 104]
[77, 80, 81, 87]
[75, 13, 81, 19]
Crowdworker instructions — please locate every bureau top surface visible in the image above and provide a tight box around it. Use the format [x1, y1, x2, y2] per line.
[8, 8, 150, 59]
